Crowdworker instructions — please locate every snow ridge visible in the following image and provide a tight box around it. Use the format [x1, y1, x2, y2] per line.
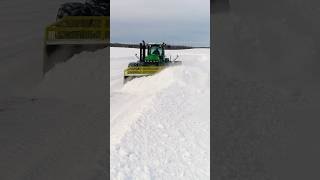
[110, 48, 210, 179]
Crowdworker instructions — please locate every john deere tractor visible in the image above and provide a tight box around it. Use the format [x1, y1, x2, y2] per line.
[123, 41, 182, 84]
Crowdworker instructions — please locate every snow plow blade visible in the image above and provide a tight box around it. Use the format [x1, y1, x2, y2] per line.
[43, 16, 109, 75]
[123, 66, 165, 83]
[123, 62, 182, 84]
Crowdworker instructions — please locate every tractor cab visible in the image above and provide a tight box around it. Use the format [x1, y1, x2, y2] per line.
[145, 44, 165, 63]
[148, 44, 164, 57]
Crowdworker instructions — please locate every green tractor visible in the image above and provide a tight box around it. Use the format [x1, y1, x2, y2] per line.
[123, 41, 182, 84]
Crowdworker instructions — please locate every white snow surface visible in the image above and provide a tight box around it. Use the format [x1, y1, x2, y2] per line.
[110, 47, 210, 179]
[32, 48, 108, 103]
[0, 48, 109, 180]
[0, 0, 108, 179]
[0, 0, 77, 97]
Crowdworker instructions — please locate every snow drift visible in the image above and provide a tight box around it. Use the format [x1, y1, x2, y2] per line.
[0, 47, 109, 180]
[110, 47, 210, 179]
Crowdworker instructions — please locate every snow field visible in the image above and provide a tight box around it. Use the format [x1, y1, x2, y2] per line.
[110, 47, 210, 179]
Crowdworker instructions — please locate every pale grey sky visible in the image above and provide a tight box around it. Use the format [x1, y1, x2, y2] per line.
[111, 0, 210, 47]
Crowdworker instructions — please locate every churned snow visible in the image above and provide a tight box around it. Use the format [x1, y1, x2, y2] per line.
[0, 0, 76, 97]
[1, 46, 209, 179]
[0, 48, 109, 180]
[110, 47, 210, 179]
[0, 0, 109, 179]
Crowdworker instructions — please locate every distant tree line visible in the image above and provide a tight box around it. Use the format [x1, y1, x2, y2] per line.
[108, 43, 201, 50]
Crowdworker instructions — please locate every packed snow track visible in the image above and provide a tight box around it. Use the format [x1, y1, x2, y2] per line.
[110, 47, 210, 179]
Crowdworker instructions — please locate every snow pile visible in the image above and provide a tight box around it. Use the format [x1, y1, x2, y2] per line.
[0, 1, 110, 179]
[110, 48, 210, 179]
[32, 48, 108, 103]
[0, 0, 75, 96]
[0, 47, 109, 180]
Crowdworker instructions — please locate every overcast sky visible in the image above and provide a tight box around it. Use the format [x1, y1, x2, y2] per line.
[110, 0, 210, 47]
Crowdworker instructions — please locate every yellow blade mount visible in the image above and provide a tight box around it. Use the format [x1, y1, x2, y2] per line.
[124, 66, 165, 77]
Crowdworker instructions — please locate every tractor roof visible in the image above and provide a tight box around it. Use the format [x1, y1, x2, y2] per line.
[147, 43, 166, 47]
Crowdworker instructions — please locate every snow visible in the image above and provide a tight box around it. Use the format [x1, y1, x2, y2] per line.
[0, 1, 111, 177]
[0, 48, 109, 180]
[1, 0, 209, 179]
[0, 0, 110, 179]
[0, 0, 76, 97]
[32, 48, 108, 103]
[0, 0, 210, 178]
[110, 47, 210, 179]
[1, 43, 209, 179]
